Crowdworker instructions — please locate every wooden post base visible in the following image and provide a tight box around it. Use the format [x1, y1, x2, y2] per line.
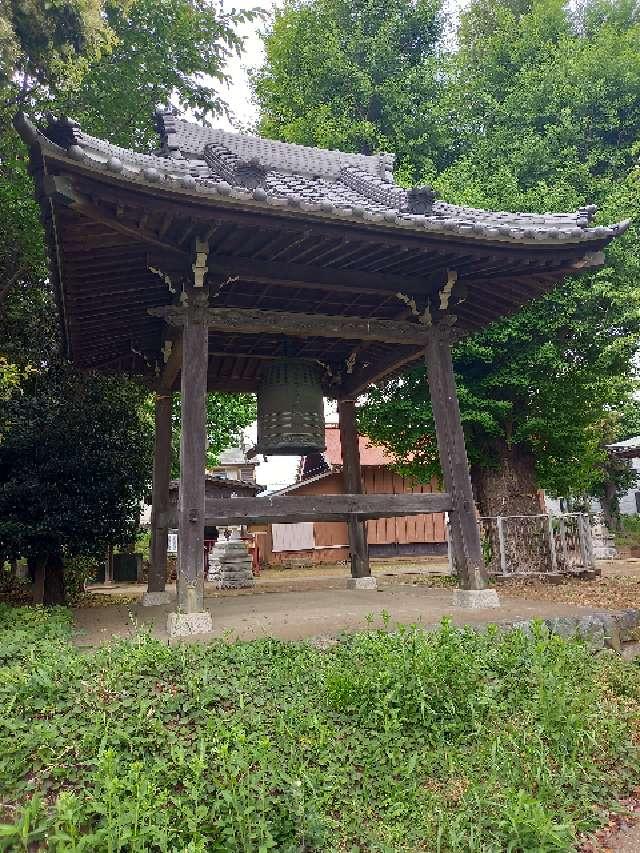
[347, 576, 377, 590]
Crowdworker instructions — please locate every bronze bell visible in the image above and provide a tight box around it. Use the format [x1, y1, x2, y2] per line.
[256, 358, 326, 455]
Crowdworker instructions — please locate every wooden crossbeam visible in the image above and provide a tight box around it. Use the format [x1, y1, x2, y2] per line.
[166, 492, 452, 526]
[148, 305, 435, 345]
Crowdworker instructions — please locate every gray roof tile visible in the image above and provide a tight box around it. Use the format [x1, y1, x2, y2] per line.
[18, 109, 629, 247]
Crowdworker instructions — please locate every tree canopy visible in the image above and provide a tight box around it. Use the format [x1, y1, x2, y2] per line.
[253, 0, 448, 181]
[0, 0, 259, 599]
[0, 368, 153, 563]
[170, 394, 257, 478]
[256, 0, 640, 513]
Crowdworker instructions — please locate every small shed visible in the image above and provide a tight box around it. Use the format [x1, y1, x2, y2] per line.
[168, 473, 263, 540]
[260, 426, 446, 566]
[210, 443, 258, 483]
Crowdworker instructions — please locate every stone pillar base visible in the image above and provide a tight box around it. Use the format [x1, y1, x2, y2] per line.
[452, 588, 500, 609]
[167, 611, 213, 637]
[347, 576, 377, 590]
[141, 590, 172, 607]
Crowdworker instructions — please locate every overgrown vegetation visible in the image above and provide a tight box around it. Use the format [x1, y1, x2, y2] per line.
[615, 514, 640, 552]
[0, 606, 638, 851]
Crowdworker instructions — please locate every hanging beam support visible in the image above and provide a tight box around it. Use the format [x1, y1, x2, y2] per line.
[148, 305, 434, 345]
[167, 282, 213, 635]
[143, 392, 173, 606]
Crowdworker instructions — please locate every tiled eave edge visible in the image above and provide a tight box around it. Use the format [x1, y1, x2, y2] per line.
[17, 114, 630, 249]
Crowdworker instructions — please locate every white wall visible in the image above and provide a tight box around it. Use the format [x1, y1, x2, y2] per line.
[619, 459, 640, 515]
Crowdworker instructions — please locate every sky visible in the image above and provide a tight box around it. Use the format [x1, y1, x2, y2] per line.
[214, 0, 281, 133]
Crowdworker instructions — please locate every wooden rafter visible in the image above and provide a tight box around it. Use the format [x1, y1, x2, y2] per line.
[45, 175, 189, 259]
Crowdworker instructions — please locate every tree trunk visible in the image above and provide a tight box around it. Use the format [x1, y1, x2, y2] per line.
[601, 480, 621, 531]
[30, 551, 66, 606]
[471, 440, 540, 518]
[30, 555, 45, 605]
[44, 551, 66, 605]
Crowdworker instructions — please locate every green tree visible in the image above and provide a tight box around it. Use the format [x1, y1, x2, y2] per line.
[0, 367, 153, 604]
[170, 393, 257, 477]
[0, 0, 117, 97]
[256, 0, 640, 515]
[254, 0, 447, 182]
[62, 0, 255, 148]
[0, 0, 258, 600]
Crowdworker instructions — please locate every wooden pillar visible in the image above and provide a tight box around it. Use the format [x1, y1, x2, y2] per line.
[425, 326, 498, 605]
[144, 392, 173, 604]
[168, 287, 213, 634]
[338, 399, 371, 582]
[105, 544, 114, 585]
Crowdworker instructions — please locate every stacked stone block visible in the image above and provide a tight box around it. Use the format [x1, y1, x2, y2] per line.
[207, 539, 255, 589]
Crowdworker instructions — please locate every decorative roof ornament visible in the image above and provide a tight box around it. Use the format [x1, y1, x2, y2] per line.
[204, 143, 268, 190]
[406, 186, 437, 215]
[14, 109, 630, 247]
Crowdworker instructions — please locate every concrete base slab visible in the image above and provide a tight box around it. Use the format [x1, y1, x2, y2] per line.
[347, 576, 378, 590]
[167, 611, 213, 637]
[141, 591, 172, 607]
[453, 588, 501, 609]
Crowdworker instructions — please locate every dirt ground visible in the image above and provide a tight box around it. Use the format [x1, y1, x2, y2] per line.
[74, 582, 615, 648]
[74, 556, 640, 647]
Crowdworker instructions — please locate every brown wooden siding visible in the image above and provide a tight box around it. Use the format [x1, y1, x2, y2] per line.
[261, 467, 446, 566]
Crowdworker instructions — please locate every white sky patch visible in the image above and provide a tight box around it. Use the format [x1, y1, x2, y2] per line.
[212, 0, 281, 132]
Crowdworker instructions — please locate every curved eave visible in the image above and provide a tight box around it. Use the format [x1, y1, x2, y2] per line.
[16, 114, 629, 252]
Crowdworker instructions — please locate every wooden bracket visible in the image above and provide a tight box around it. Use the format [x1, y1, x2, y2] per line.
[192, 239, 209, 288]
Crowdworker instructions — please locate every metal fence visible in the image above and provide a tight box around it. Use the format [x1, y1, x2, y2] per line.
[450, 513, 596, 576]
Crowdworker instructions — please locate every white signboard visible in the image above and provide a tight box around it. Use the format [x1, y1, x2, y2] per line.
[167, 531, 178, 555]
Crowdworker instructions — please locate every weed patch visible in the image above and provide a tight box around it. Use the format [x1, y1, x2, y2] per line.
[0, 606, 638, 851]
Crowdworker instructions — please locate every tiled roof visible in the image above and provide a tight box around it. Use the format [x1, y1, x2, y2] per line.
[17, 109, 629, 247]
[157, 111, 396, 180]
[169, 473, 263, 493]
[323, 425, 393, 467]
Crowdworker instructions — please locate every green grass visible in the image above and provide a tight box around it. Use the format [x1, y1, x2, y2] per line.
[0, 605, 639, 851]
[616, 514, 640, 551]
